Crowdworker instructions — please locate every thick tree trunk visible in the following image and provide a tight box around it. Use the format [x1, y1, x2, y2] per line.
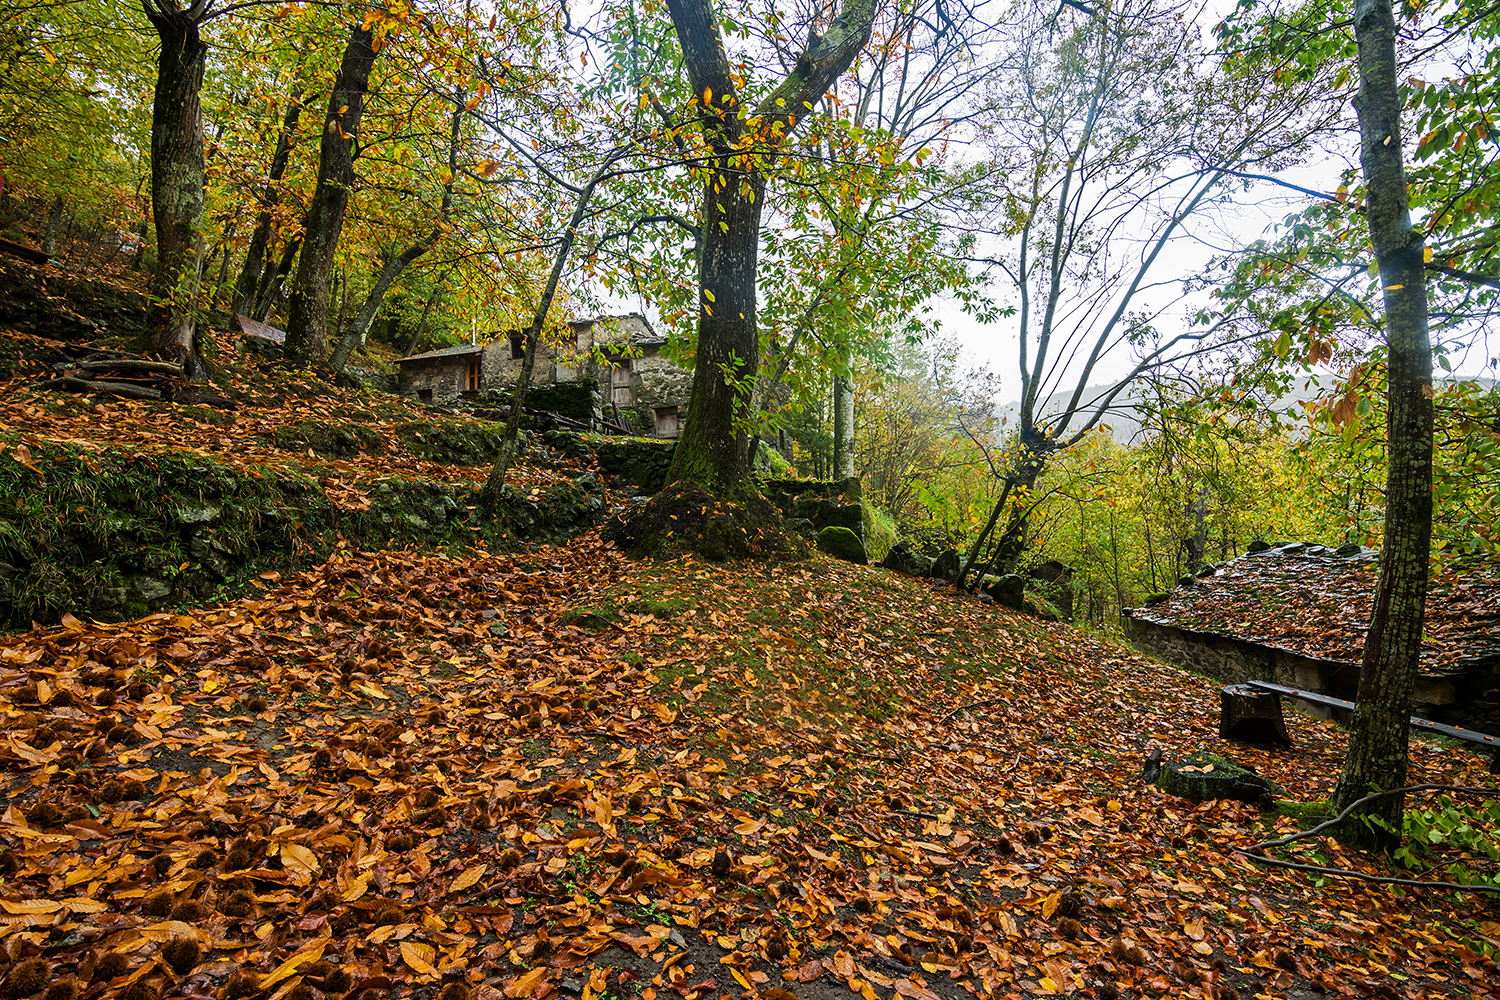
[143, 3, 209, 375]
[233, 74, 305, 316]
[833, 374, 855, 479]
[1330, 0, 1434, 848]
[285, 25, 376, 362]
[664, 170, 766, 493]
[662, 0, 879, 495]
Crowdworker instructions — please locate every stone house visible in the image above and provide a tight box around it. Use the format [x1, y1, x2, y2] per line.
[396, 313, 692, 438]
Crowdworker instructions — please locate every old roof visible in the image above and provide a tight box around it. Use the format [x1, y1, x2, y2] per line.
[1125, 543, 1500, 674]
[398, 343, 484, 364]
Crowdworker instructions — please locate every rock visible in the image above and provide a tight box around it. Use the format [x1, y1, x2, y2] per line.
[1177, 575, 1195, 586]
[1246, 538, 1272, 553]
[176, 504, 221, 527]
[784, 517, 815, 537]
[1335, 542, 1365, 556]
[817, 526, 867, 565]
[1155, 752, 1283, 804]
[930, 548, 961, 582]
[985, 574, 1026, 610]
[881, 541, 933, 577]
[132, 576, 172, 603]
[1195, 563, 1217, 578]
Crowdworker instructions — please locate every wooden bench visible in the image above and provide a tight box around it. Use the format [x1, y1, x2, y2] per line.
[1226, 680, 1500, 772]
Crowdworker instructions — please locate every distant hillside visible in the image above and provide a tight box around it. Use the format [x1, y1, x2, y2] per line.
[997, 372, 1496, 443]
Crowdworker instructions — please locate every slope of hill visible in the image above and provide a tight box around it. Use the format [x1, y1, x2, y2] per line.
[0, 258, 1496, 1000]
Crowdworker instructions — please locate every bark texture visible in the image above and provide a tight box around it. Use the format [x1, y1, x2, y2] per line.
[143, 1, 209, 374]
[285, 25, 377, 362]
[1330, 0, 1434, 847]
[663, 0, 879, 494]
[833, 374, 855, 479]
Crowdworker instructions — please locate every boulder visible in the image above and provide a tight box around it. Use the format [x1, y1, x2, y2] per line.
[985, 574, 1026, 610]
[1246, 538, 1272, 553]
[930, 548, 961, 583]
[817, 526, 868, 565]
[881, 542, 933, 577]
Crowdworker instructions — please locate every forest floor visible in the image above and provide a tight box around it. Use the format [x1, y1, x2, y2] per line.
[0, 253, 1498, 1000]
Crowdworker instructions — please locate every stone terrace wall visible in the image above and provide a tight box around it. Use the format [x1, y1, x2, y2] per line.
[1123, 614, 1465, 724]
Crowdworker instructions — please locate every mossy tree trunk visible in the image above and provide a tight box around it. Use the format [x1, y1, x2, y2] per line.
[661, 0, 879, 496]
[143, 0, 209, 376]
[285, 24, 377, 362]
[1329, 0, 1434, 849]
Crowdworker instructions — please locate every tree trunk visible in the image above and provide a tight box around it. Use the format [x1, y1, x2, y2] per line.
[402, 271, 449, 357]
[233, 73, 305, 316]
[329, 101, 463, 374]
[833, 373, 855, 479]
[1330, 0, 1434, 849]
[328, 239, 434, 372]
[42, 195, 64, 255]
[285, 24, 377, 362]
[661, 0, 879, 495]
[663, 167, 766, 493]
[480, 158, 620, 507]
[143, 3, 209, 375]
[255, 234, 300, 321]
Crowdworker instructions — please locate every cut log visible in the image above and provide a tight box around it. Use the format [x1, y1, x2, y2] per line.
[29, 376, 163, 400]
[1219, 683, 1292, 747]
[77, 359, 184, 376]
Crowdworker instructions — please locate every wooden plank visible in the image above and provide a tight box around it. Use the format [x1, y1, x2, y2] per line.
[236, 313, 287, 344]
[1245, 680, 1499, 750]
[0, 237, 49, 266]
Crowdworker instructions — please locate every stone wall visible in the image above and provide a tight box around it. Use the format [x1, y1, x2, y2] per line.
[624, 349, 693, 436]
[398, 354, 474, 405]
[1123, 614, 1466, 725]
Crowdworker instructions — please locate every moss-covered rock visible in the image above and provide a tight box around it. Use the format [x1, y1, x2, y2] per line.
[263, 419, 385, 459]
[394, 419, 510, 465]
[817, 526, 867, 565]
[1155, 752, 1283, 804]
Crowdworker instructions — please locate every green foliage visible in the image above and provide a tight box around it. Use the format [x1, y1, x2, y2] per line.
[1368, 795, 1500, 892]
[861, 503, 898, 562]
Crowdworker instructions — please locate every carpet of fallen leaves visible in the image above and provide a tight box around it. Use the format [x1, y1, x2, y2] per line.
[1, 260, 1498, 1000]
[1131, 547, 1500, 670]
[3, 540, 1499, 1000]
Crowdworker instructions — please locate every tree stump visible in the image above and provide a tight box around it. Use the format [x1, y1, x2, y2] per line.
[1218, 684, 1293, 747]
[1156, 752, 1284, 804]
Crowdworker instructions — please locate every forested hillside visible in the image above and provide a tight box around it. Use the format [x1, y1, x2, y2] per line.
[4, 0, 1500, 997]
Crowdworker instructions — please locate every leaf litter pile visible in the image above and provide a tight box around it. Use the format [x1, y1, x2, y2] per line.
[3, 540, 1499, 1000]
[1133, 547, 1500, 669]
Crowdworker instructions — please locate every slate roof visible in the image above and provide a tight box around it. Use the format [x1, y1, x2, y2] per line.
[398, 343, 484, 364]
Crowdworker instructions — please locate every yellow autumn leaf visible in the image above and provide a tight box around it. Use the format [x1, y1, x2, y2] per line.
[259, 942, 326, 989]
[1038, 977, 1061, 995]
[400, 940, 437, 975]
[279, 842, 320, 877]
[449, 863, 487, 893]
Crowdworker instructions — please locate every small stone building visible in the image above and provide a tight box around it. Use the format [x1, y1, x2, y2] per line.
[396, 313, 692, 438]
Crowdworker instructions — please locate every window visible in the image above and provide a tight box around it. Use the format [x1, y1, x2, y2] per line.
[509, 333, 525, 359]
[654, 406, 679, 438]
[466, 359, 480, 392]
